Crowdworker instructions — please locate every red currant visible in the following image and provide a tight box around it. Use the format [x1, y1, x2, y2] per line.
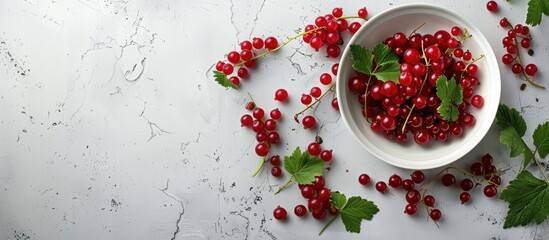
[525, 64, 538, 76]
[307, 142, 321, 156]
[294, 204, 307, 217]
[405, 204, 417, 215]
[460, 178, 474, 191]
[302, 115, 317, 129]
[273, 206, 287, 220]
[255, 143, 269, 156]
[270, 108, 282, 120]
[460, 192, 471, 204]
[269, 155, 281, 166]
[301, 94, 313, 105]
[484, 185, 497, 197]
[430, 209, 442, 221]
[320, 150, 333, 162]
[252, 37, 264, 49]
[388, 174, 402, 188]
[358, 7, 368, 18]
[486, 1, 498, 12]
[411, 170, 425, 184]
[406, 190, 421, 204]
[424, 195, 435, 207]
[375, 181, 387, 193]
[241, 114, 253, 127]
[358, 174, 371, 185]
[271, 166, 282, 177]
[264, 36, 278, 50]
[441, 173, 456, 186]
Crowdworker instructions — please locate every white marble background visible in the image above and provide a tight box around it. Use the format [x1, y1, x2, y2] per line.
[1, 0, 548, 239]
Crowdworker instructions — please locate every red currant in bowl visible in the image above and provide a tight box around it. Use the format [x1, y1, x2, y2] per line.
[336, 4, 500, 169]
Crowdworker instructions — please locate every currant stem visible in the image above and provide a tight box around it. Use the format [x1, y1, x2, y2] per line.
[275, 176, 294, 194]
[294, 82, 337, 122]
[460, 54, 485, 78]
[532, 148, 549, 183]
[318, 215, 339, 236]
[409, 22, 426, 37]
[363, 75, 373, 119]
[337, 15, 364, 20]
[252, 157, 268, 177]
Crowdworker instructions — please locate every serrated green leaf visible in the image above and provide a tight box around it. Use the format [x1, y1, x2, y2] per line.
[373, 43, 399, 68]
[500, 171, 549, 228]
[283, 147, 325, 184]
[526, 0, 549, 26]
[330, 191, 347, 209]
[372, 61, 400, 83]
[350, 45, 373, 74]
[340, 196, 379, 233]
[436, 76, 463, 104]
[500, 127, 533, 168]
[213, 70, 239, 89]
[437, 101, 459, 122]
[496, 104, 527, 137]
[533, 122, 549, 158]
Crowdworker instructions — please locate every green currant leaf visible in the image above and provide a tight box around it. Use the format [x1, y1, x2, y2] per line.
[340, 196, 379, 233]
[283, 147, 325, 184]
[372, 61, 400, 83]
[496, 104, 527, 137]
[213, 70, 239, 89]
[500, 127, 533, 168]
[437, 101, 459, 122]
[330, 191, 347, 209]
[350, 45, 373, 74]
[526, 0, 549, 26]
[436, 75, 463, 104]
[373, 43, 399, 68]
[533, 122, 549, 158]
[500, 170, 549, 228]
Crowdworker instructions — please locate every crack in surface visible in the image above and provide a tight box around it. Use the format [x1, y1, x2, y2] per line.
[248, 0, 267, 39]
[159, 180, 185, 240]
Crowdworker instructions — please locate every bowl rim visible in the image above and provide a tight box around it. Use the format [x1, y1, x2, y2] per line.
[336, 3, 501, 169]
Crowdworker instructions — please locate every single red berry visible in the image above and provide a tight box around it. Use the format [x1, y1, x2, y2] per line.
[327, 44, 341, 58]
[227, 51, 240, 64]
[332, 7, 343, 18]
[430, 209, 442, 221]
[424, 195, 435, 207]
[264, 119, 277, 131]
[525, 64, 538, 76]
[490, 175, 502, 185]
[349, 22, 361, 34]
[237, 68, 249, 79]
[267, 132, 280, 144]
[302, 115, 317, 129]
[301, 185, 315, 199]
[240, 114, 253, 127]
[269, 155, 281, 166]
[406, 190, 421, 204]
[388, 174, 402, 188]
[240, 40, 252, 50]
[460, 178, 474, 191]
[318, 188, 331, 201]
[252, 37, 264, 49]
[320, 150, 333, 162]
[402, 179, 415, 191]
[256, 132, 267, 142]
[512, 63, 523, 74]
[294, 205, 307, 217]
[463, 51, 472, 61]
[375, 181, 387, 193]
[310, 87, 322, 98]
[502, 54, 513, 65]
[315, 16, 327, 27]
[264, 36, 278, 50]
[484, 185, 497, 197]
[251, 120, 264, 133]
[441, 173, 456, 186]
[331, 98, 339, 111]
[229, 76, 240, 86]
[271, 166, 282, 177]
[308, 142, 321, 156]
[308, 198, 323, 212]
[521, 38, 531, 49]
[358, 174, 371, 185]
[273, 206, 287, 220]
[411, 170, 425, 184]
[460, 192, 471, 204]
[253, 108, 265, 119]
[314, 176, 325, 190]
[270, 108, 282, 120]
[404, 204, 417, 215]
[358, 7, 368, 18]
[451, 26, 461, 36]
[255, 143, 269, 156]
[222, 63, 234, 75]
[486, 1, 498, 12]
[331, 63, 339, 75]
[470, 162, 485, 175]
[481, 153, 493, 165]
[274, 89, 289, 102]
[215, 61, 225, 71]
[471, 95, 484, 108]
[500, 18, 509, 27]
[312, 210, 326, 220]
[320, 73, 332, 85]
[301, 94, 313, 105]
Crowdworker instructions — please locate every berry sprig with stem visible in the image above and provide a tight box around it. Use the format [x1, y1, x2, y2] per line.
[213, 9, 368, 89]
[499, 17, 544, 89]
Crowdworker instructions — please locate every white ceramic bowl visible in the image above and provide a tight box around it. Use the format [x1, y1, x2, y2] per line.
[336, 4, 500, 169]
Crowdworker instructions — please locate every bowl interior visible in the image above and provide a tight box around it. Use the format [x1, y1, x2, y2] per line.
[337, 4, 500, 169]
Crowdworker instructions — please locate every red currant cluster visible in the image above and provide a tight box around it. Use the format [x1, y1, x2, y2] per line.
[302, 7, 368, 57]
[498, 18, 541, 87]
[273, 176, 336, 221]
[215, 36, 280, 87]
[348, 28, 484, 144]
[240, 101, 284, 177]
[359, 153, 500, 223]
[295, 63, 341, 126]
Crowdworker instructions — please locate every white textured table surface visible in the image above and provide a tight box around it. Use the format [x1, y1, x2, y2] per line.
[1, 0, 548, 239]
